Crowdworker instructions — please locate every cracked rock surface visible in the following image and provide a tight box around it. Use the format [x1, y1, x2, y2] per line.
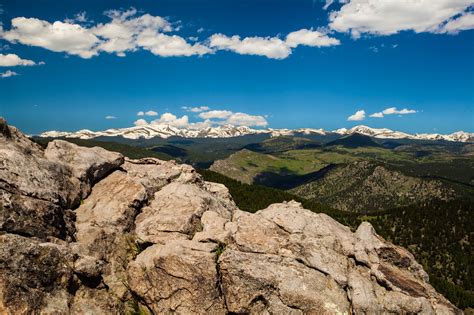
[0, 118, 461, 314]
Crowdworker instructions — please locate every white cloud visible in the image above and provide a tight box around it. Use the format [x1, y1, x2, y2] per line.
[285, 28, 340, 48]
[223, 112, 268, 127]
[323, 0, 335, 10]
[209, 28, 339, 59]
[370, 107, 418, 118]
[369, 112, 384, 118]
[133, 109, 268, 128]
[398, 109, 417, 114]
[105, 115, 117, 119]
[93, 9, 211, 57]
[0, 53, 39, 66]
[209, 34, 291, 59]
[347, 110, 366, 121]
[93, 8, 171, 56]
[65, 11, 89, 24]
[150, 112, 190, 128]
[1, 70, 18, 78]
[383, 107, 417, 115]
[1, 9, 341, 60]
[182, 106, 210, 112]
[134, 118, 148, 126]
[2, 17, 101, 58]
[136, 31, 211, 57]
[1, 8, 210, 59]
[440, 12, 474, 34]
[145, 110, 158, 116]
[329, 0, 474, 37]
[137, 110, 158, 116]
[94, 9, 210, 57]
[198, 110, 233, 120]
[198, 110, 268, 127]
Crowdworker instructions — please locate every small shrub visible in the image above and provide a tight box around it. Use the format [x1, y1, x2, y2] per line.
[214, 243, 227, 261]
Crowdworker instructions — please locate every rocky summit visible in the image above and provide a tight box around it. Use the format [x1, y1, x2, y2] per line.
[0, 118, 461, 314]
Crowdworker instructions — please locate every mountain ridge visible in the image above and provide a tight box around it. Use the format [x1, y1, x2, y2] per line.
[39, 124, 474, 142]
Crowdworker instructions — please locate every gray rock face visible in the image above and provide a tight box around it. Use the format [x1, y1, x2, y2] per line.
[128, 240, 226, 314]
[45, 140, 124, 200]
[1, 125, 76, 240]
[0, 118, 461, 314]
[0, 233, 73, 314]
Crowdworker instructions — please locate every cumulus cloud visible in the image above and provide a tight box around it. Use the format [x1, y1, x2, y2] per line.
[138, 32, 211, 57]
[224, 112, 268, 127]
[329, 0, 474, 37]
[105, 115, 117, 119]
[137, 110, 158, 116]
[1, 8, 210, 59]
[134, 118, 148, 126]
[209, 28, 339, 59]
[151, 112, 190, 128]
[369, 112, 384, 118]
[144, 110, 158, 116]
[1, 8, 343, 60]
[2, 17, 101, 58]
[198, 110, 268, 127]
[384, 107, 417, 115]
[347, 110, 366, 121]
[209, 34, 291, 59]
[0, 53, 40, 66]
[198, 110, 233, 120]
[133, 109, 268, 129]
[93, 7, 208, 57]
[285, 29, 340, 48]
[182, 106, 210, 112]
[370, 107, 418, 118]
[1, 70, 18, 78]
[440, 12, 474, 34]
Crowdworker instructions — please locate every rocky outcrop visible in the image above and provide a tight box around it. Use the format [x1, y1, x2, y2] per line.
[0, 118, 461, 314]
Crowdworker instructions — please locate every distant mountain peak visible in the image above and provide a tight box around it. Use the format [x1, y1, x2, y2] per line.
[39, 124, 474, 143]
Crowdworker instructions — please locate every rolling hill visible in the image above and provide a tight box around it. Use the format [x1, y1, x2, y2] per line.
[325, 133, 382, 148]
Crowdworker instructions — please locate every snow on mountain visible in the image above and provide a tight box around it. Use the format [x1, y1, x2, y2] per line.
[334, 125, 412, 139]
[414, 131, 474, 143]
[40, 124, 267, 140]
[39, 124, 474, 143]
[334, 125, 474, 142]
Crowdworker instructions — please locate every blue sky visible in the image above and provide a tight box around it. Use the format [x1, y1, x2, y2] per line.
[0, 0, 473, 135]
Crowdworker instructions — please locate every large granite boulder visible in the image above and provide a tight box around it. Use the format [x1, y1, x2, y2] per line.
[45, 139, 124, 200]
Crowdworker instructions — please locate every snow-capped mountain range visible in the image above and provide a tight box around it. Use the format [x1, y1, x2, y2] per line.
[39, 124, 474, 143]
